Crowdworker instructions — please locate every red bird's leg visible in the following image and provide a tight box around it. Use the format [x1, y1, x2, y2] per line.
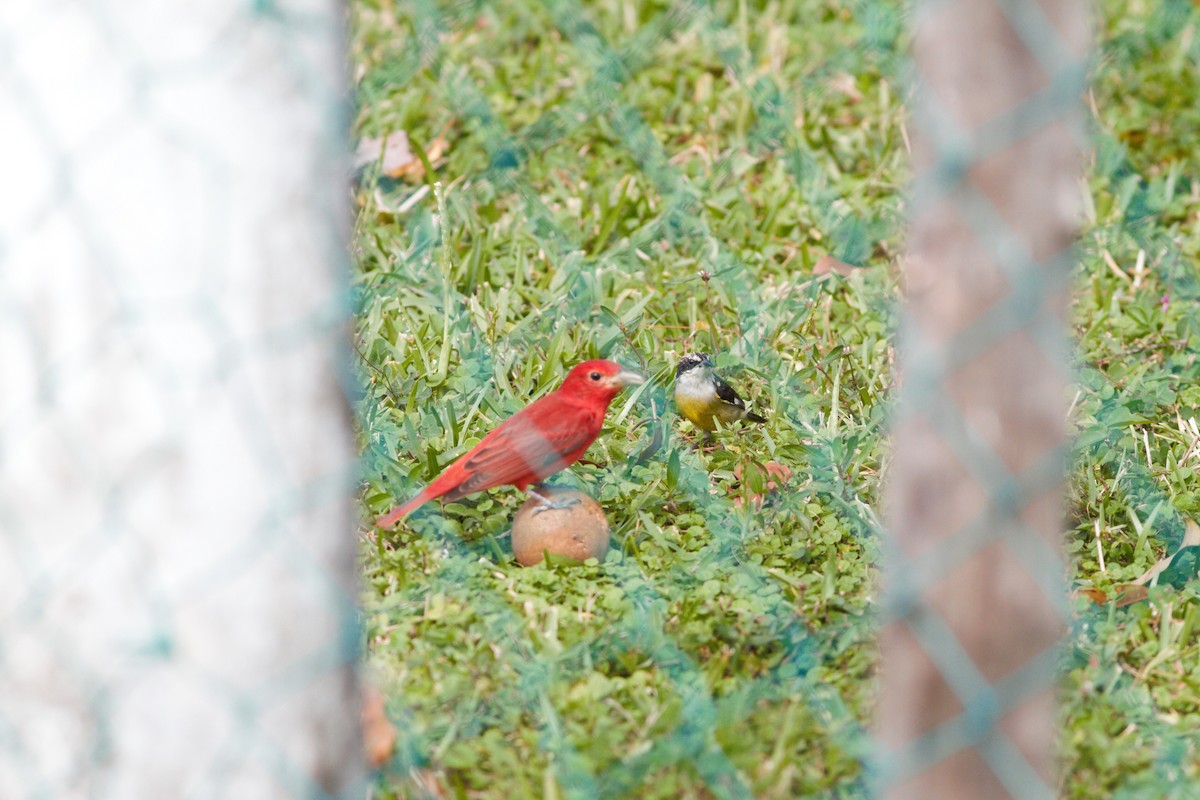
[526, 485, 581, 514]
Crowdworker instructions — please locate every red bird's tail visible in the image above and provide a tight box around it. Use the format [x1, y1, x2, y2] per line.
[376, 489, 434, 528]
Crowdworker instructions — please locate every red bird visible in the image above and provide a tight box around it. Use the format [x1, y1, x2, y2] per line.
[376, 359, 644, 527]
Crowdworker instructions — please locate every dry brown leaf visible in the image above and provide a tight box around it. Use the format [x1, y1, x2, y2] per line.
[355, 131, 450, 180]
[1112, 585, 1149, 607]
[732, 461, 792, 508]
[405, 137, 451, 179]
[1073, 586, 1107, 605]
[813, 254, 859, 277]
[1080, 518, 1200, 607]
[361, 683, 397, 769]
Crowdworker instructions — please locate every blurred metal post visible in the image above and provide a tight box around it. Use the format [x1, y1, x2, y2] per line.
[879, 0, 1089, 796]
[0, 2, 361, 797]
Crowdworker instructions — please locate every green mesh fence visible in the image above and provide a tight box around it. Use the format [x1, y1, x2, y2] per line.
[351, 0, 1200, 796]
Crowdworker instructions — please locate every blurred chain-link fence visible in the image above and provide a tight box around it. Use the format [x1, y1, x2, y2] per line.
[879, 0, 1088, 796]
[0, 2, 361, 798]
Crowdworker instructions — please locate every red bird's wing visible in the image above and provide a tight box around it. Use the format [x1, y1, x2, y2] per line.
[442, 402, 602, 501]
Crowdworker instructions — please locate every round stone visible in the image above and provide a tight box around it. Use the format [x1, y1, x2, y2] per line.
[511, 488, 610, 566]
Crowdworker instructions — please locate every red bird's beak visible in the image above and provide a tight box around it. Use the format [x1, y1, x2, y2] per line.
[607, 368, 645, 390]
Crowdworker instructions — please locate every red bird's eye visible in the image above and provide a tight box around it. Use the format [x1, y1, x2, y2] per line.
[589, 371, 602, 381]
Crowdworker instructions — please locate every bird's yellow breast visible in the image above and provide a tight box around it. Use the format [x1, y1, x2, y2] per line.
[675, 391, 743, 431]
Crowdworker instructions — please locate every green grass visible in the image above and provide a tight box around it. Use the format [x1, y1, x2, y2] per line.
[350, 0, 1200, 796]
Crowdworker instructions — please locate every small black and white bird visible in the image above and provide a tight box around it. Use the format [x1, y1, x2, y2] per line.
[673, 353, 766, 432]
